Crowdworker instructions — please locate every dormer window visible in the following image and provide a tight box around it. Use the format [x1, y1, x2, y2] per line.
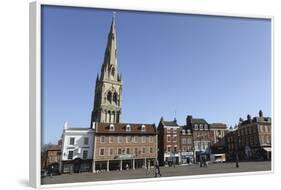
[126, 124, 131, 132]
[200, 124, 203, 128]
[109, 124, 115, 132]
[194, 124, 198, 129]
[204, 124, 208, 129]
[141, 125, 146, 132]
[167, 128, 171, 133]
[182, 130, 186, 135]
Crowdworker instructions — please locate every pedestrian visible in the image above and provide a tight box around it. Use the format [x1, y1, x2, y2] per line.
[235, 153, 239, 168]
[50, 165, 54, 177]
[146, 161, 151, 175]
[173, 158, 176, 168]
[154, 159, 162, 177]
[203, 156, 208, 168]
[126, 163, 129, 170]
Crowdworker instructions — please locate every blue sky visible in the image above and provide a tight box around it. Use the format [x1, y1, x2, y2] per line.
[42, 5, 271, 144]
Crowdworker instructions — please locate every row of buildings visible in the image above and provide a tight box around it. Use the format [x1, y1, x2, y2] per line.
[42, 110, 271, 174]
[42, 16, 272, 174]
[225, 110, 271, 161]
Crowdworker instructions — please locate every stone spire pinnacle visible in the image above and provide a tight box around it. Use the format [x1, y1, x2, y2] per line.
[100, 13, 119, 81]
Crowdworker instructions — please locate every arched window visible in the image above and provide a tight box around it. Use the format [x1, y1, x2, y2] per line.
[116, 111, 120, 123]
[182, 130, 186, 135]
[108, 111, 111, 123]
[112, 111, 115, 123]
[141, 125, 146, 132]
[107, 91, 112, 104]
[204, 124, 208, 129]
[109, 124, 115, 131]
[113, 92, 118, 105]
[126, 124, 131, 132]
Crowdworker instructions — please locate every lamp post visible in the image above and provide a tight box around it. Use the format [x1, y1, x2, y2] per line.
[192, 147, 196, 164]
[198, 134, 203, 167]
[235, 128, 239, 168]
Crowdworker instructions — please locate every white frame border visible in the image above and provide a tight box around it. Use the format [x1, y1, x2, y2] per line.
[29, 0, 274, 189]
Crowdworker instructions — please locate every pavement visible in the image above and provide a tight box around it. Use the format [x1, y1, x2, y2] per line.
[41, 161, 271, 185]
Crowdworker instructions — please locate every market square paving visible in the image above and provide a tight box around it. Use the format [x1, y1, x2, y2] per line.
[42, 161, 271, 185]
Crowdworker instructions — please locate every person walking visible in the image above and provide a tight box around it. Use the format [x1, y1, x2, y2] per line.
[126, 163, 129, 170]
[235, 153, 239, 168]
[154, 159, 162, 177]
[173, 157, 176, 168]
[202, 156, 207, 168]
[146, 160, 152, 175]
[50, 165, 54, 177]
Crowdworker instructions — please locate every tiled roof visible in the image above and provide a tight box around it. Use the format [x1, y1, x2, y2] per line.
[162, 120, 178, 126]
[209, 123, 227, 129]
[191, 118, 208, 124]
[47, 145, 61, 151]
[95, 122, 157, 135]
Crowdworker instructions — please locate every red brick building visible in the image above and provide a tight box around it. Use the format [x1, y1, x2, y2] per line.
[209, 123, 227, 154]
[225, 110, 271, 161]
[93, 122, 157, 172]
[179, 127, 194, 164]
[185, 115, 211, 162]
[157, 117, 181, 166]
[237, 110, 271, 160]
[45, 144, 62, 174]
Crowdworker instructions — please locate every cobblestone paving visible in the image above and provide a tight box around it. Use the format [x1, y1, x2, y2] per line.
[42, 161, 271, 185]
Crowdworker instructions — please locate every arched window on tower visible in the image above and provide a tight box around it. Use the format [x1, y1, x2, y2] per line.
[117, 112, 120, 123]
[105, 110, 107, 122]
[112, 111, 116, 123]
[107, 91, 112, 104]
[113, 92, 118, 105]
[108, 111, 111, 123]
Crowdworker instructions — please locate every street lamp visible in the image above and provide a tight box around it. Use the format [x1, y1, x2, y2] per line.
[197, 134, 203, 167]
[235, 127, 239, 168]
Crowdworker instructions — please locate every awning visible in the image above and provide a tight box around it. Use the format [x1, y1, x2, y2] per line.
[263, 147, 271, 152]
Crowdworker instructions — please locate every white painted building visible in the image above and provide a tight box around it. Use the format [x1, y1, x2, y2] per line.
[60, 122, 95, 173]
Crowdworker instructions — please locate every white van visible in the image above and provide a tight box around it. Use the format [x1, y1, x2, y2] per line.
[211, 153, 226, 163]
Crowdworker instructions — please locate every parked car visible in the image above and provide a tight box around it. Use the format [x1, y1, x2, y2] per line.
[211, 153, 226, 163]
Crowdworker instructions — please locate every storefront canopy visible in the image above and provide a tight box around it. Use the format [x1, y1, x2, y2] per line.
[263, 147, 271, 152]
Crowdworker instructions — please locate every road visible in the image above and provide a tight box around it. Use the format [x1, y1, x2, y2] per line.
[42, 161, 271, 185]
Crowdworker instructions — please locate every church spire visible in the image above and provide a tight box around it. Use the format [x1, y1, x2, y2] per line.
[91, 13, 123, 125]
[110, 12, 116, 37]
[100, 13, 119, 81]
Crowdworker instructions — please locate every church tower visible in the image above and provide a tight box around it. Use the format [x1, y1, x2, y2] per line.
[91, 14, 122, 124]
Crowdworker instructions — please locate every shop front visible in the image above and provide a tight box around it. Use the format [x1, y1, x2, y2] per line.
[62, 159, 92, 173]
[181, 152, 194, 164]
[164, 152, 180, 166]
